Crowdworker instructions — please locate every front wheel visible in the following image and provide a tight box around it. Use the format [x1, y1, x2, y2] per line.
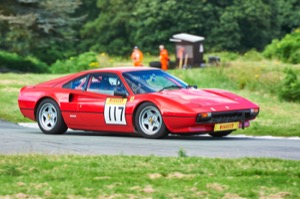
[135, 102, 168, 139]
[209, 131, 233, 137]
[37, 99, 68, 134]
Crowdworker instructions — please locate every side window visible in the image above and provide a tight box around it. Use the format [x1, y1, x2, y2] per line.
[86, 73, 128, 96]
[63, 75, 88, 90]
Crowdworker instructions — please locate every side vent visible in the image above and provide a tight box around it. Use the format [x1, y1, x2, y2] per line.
[69, 94, 74, 102]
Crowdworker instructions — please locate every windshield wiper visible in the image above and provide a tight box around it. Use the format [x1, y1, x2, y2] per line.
[186, 84, 198, 89]
[159, 85, 182, 92]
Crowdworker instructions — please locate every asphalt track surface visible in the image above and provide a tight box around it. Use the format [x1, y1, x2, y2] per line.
[1, 120, 299, 160]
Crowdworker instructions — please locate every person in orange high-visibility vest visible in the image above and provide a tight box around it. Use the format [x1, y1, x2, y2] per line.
[130, 46, 144, 66]
[159, 45, 169, 70]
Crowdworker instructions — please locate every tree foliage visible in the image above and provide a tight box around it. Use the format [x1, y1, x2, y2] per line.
[263, 29, 300, 64]
[1, 0, 300, 62]
[0, 0, 83, 64]
[50, 51, 98, 74]
[278, 68, 300, 102]
[80, 0, 300, 55]
[80, 0, 136, 56]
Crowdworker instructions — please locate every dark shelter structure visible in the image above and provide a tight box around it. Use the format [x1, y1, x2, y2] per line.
[170, 33, 205, 68]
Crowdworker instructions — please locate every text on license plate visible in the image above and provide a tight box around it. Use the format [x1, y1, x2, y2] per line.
[214, 122, 239, 132]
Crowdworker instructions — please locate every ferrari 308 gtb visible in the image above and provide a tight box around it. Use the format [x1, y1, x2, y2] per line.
[18, 67, 259, 139]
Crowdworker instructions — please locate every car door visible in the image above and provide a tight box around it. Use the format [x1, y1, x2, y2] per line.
[60, 74, 91, 129]
[63, 72, 131, 132]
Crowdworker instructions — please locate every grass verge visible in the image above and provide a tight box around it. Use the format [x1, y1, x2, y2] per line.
[0, 73, 62, 123]
[0, 155, 299, 199]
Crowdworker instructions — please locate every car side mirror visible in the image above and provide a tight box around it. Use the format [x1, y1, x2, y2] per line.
[114, 90, 127, 98]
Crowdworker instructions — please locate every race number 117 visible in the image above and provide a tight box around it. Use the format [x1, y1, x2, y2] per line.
[104, 98, 127, 125]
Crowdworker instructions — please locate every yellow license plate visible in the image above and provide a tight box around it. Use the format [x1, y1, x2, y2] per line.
[214, 122, 239, 132]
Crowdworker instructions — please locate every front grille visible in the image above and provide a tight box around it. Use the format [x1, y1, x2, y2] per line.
[196, 110, 256, 124]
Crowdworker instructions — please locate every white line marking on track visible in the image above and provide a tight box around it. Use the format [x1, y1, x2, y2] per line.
[18, 123, 38, 129]
[18, 123, 300, 140]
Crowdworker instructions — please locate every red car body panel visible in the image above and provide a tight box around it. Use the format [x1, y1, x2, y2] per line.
[18, 67, 259, 135]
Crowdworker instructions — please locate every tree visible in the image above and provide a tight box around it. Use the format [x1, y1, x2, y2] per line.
[2, 0, 300, 59]
[128, 0, 208, 53]
[279, 0, 300, 35]
[81, 0, 295, 55]
[0, 0, 83, 64]
[209, 0, 281, 52]
[80, 0, 136, 56]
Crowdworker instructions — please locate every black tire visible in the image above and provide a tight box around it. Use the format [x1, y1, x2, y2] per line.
[149, 61, 161, 68]
[36, 99, 68, 134]
[135, 102, 168, 139]
[168, 61, 176, 69]
[149, 61, 176, 69]
[208, 131, 233, 137]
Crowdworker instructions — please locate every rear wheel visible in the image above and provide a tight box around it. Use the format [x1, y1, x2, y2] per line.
[37, 99, 67, 134]
[209, 131, 233, 137]
[135, 102, 168, 139]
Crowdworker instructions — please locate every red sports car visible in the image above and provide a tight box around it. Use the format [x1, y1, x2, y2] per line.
[18, 67, 259, 139]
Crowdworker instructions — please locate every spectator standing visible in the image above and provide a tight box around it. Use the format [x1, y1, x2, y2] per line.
[159, 45, 169, 70]
[130, 46, 144, 66]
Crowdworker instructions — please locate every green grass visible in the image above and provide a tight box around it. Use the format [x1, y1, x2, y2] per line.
[0, 155, 299, 199]
[0, 73, 62, 123]
[1, 55, 300, 136]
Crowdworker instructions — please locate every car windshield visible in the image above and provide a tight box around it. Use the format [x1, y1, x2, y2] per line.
[122, 69, 188, 94]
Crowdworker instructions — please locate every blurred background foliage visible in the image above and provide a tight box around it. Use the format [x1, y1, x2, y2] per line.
[263, 28, 300, 64]
[0, 0, 300, 65]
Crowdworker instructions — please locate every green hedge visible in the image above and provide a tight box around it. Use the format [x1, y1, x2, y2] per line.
[50, 51, 114, 74]
[263, 29, 300, 64]
[0, 51, 49, 73]
[278, 69, 300, 102]
[50, 51, 99, 74]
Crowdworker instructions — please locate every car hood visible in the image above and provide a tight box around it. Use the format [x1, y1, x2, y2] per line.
[156, 88, 257, 113]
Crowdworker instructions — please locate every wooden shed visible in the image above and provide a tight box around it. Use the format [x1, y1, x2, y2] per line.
[170, 33, 205, 68]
